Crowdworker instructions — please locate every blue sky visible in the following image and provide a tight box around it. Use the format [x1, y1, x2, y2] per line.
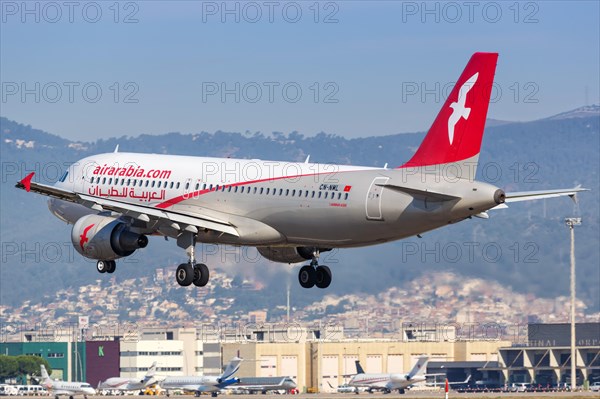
[1, 1, 599, 141]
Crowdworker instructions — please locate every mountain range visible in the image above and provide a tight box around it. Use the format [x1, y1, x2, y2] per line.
[0, 105, 598, 315]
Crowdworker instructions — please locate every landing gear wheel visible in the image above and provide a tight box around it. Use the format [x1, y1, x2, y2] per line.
[315, 265, 332, 289]
[176, 263, 194, 286]
[298, 265, 316, 288]
[106, 260, 116, 274]
[193, 263, 210, 287]
[97, 260, 108, 273]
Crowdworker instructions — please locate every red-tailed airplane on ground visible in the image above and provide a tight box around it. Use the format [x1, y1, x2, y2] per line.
[16, 53, 587, 289]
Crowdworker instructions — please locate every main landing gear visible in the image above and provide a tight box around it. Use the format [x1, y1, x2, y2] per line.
[298, 251, 332, 289]
[175, 231, 210, 287]
[96, 260, 116, 274]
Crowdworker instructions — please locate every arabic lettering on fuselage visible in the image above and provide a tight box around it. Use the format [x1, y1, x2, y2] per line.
[88, 185, 166, 202]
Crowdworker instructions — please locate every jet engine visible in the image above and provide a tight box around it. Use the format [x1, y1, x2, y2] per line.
[258, 246, 331, 263]
[71, 214, 148, 260]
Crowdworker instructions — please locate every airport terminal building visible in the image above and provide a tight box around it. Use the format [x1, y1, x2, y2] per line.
[1, 322, 598, 391]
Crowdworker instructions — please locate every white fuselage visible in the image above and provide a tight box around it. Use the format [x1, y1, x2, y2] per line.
[50, 152, 502, 248]
[98, 377, 148, 391]
[349, 373, 425, 391]
[161, 375, 222, 393]
[43, 381, 96, 397]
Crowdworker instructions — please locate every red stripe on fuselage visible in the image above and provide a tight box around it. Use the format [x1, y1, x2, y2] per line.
[155, 171, 347, 209]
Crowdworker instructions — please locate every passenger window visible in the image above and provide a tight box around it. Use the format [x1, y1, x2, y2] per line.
[337, 193, 341, 200]
[195, 183, 199, 190]
[152, 181, 156, 188]
[203, 183, 207, 190]
[108, 178, 113, 185]
[318, 192, 322, 198]
[176, 182, 180, 189]
[253, 187, 257, 194]
[292, 189, 296, 196]
[102, 177, 106, 184]
[228, 186, 232, 192]
[324, 192, 328, 199]
[170, 182, 174, 189]
[312, 191, 315, 198]
[266, 188, 270, 195]
[344, 193, 349, 200]
[234, 186, 238, 193]
[260, 188, 264, 195]
[185, 182, 190, 190]
[285, 189, 289, 196]
[279, 189, 283, 196]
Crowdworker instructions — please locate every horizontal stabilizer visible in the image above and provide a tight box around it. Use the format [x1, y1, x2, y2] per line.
[504, 186, 588, 203]
[491, 186, 589, 210]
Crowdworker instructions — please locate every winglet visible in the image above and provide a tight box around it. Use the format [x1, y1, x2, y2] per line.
[17, 172, 35, 192]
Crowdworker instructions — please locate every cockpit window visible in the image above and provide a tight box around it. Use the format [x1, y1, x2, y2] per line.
[59, 171, 69, 182]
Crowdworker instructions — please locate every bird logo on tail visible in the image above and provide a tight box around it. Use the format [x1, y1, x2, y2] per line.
[448, 72, 478, 144]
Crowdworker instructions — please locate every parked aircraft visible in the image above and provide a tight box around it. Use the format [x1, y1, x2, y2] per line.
[16, 52, 587, 289]
[160, 357, 242, 397]
[348, 357, 428, 394]
[40, 365, 95, 399]
[98, 361, 157, 392]
[230, 376, 297, 394]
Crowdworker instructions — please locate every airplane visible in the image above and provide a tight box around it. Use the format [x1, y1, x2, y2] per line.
[348, 356, 429, 394]
[426, 374, 471, 387]
[15, 52, 588, 289]
[97, 361, 157, 393]
[39, 365, 96, 399]
[229, 376, 297, 394]
[160, 356, 242, 397]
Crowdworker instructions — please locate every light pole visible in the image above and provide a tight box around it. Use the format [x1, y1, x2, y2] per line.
[565, 217, 581, 392]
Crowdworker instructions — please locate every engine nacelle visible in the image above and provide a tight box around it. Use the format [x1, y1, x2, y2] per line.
[71, 214, 148, 260]
[257, 246, 331, 264]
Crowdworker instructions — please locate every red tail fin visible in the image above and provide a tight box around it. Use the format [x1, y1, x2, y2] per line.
[400, 52, 498, 178]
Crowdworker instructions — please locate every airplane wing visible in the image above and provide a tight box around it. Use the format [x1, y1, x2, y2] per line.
[16, 172, 239, 237]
